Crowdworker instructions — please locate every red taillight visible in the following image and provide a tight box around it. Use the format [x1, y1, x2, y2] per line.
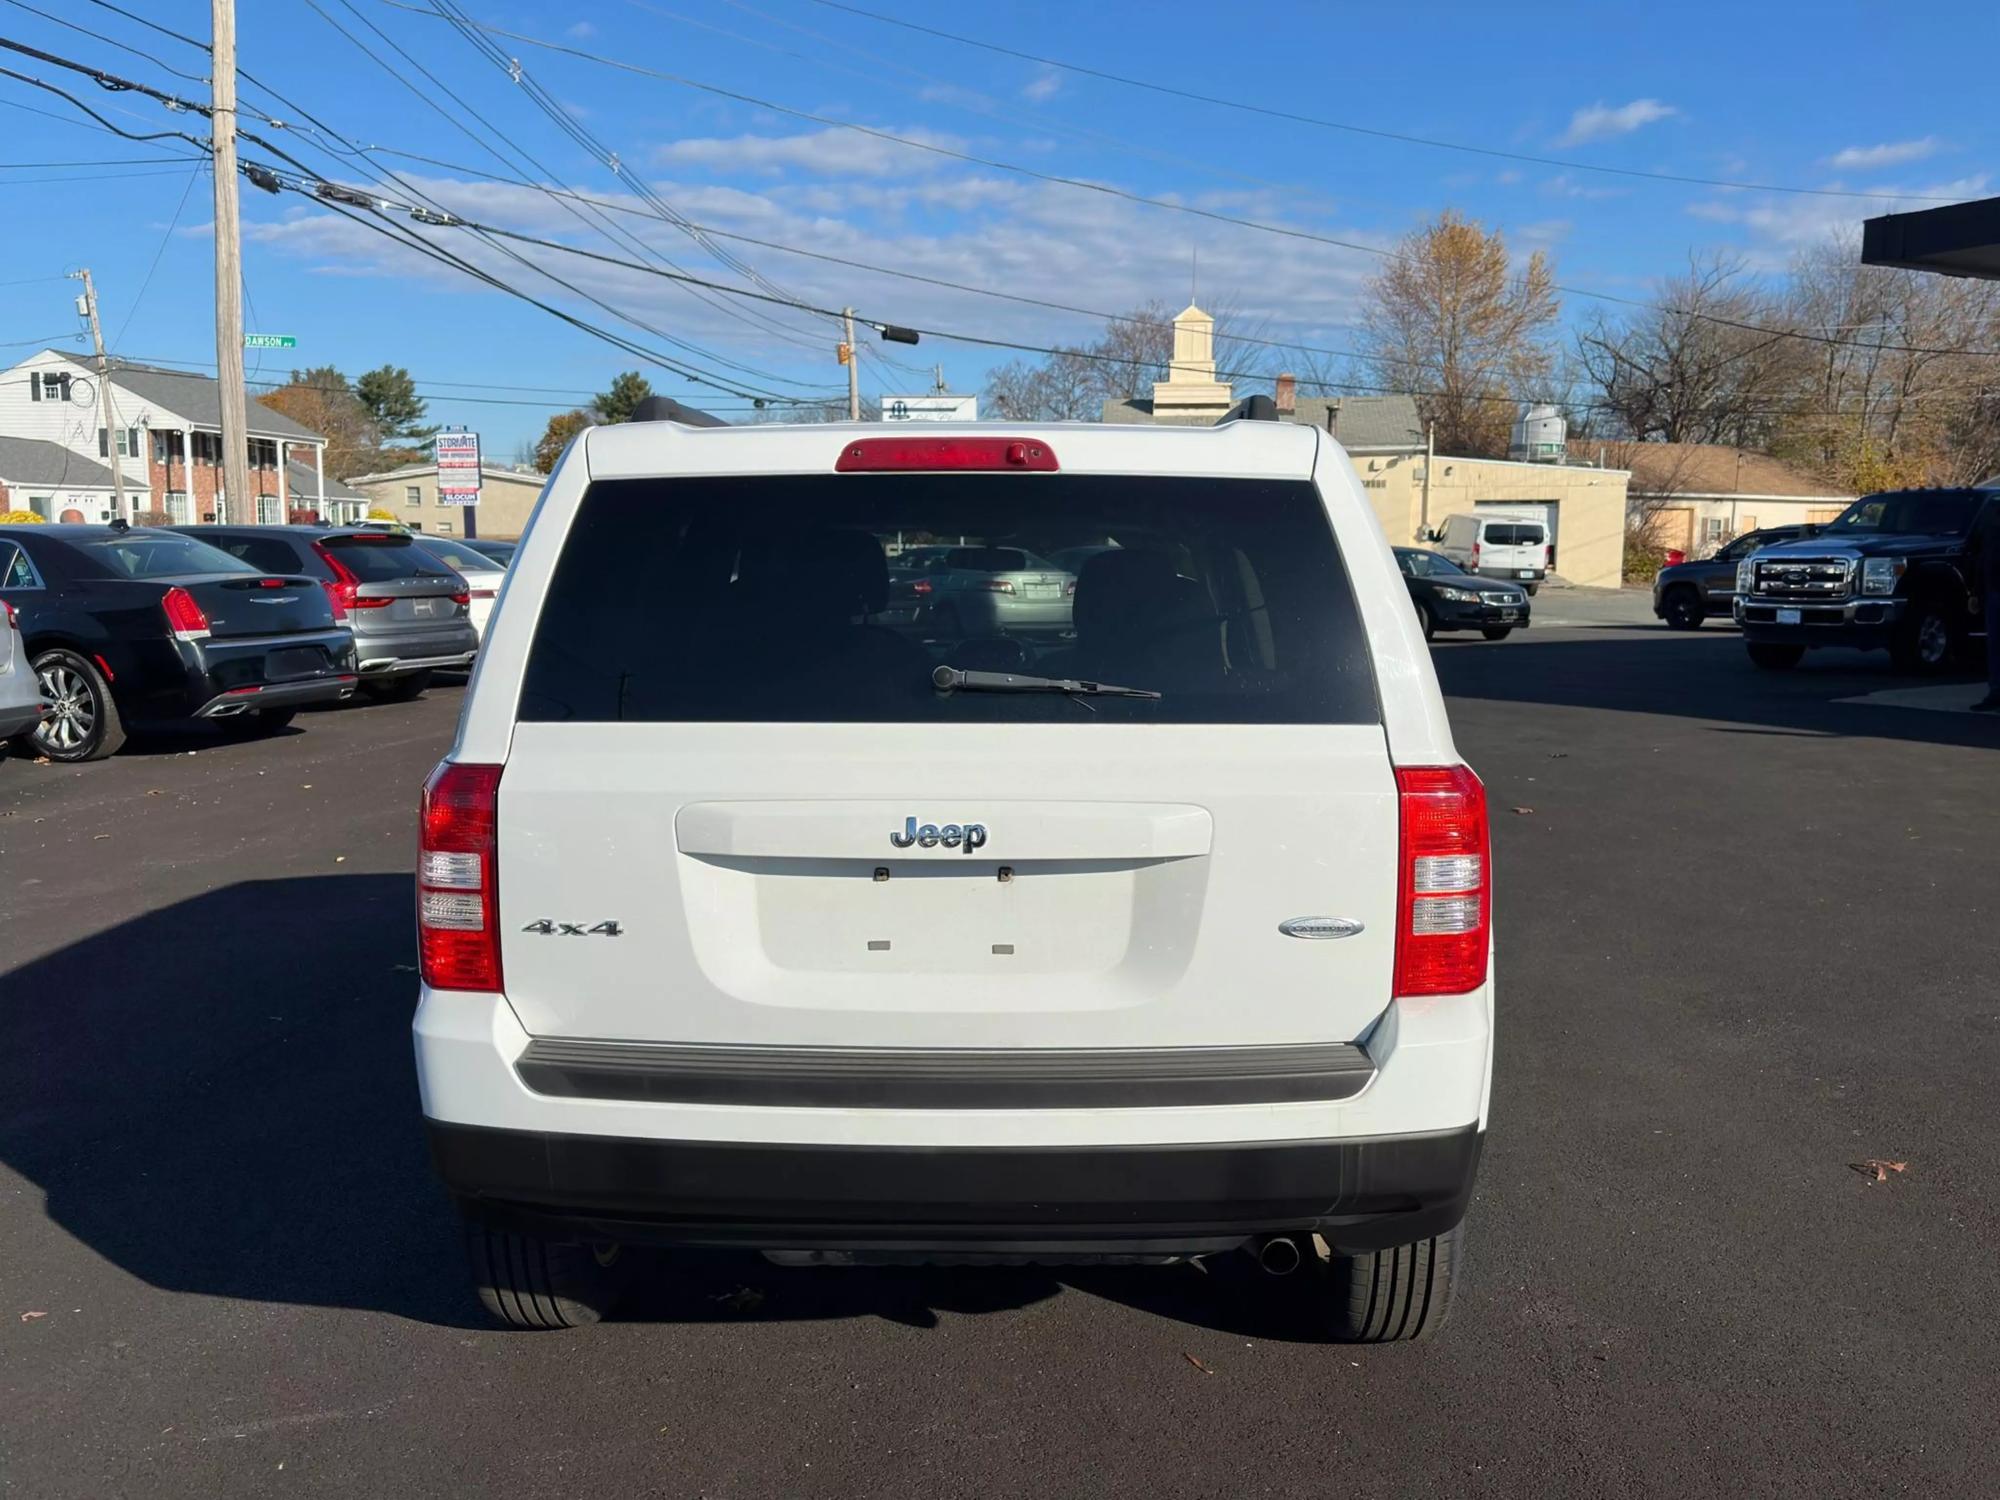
[835, 437, 1059, 472]
[1470, 542, 1481, 567]
[3, 600, 16, 630]
[911, 578, 933, 595]
[320, 579, 349, 622]
[418, 762, 503, 992]
[258, 576, 287, 588]
[1544, 544, 1553, 567]
[161, 586, 210, 640]
[981, 579, 1016, 594]
[1393, 765, 1490, 998]
[452, 590, 471, 607]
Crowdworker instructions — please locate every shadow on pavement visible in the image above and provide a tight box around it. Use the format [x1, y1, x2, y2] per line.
[1, 875, 479, 1329]
[3, 875, 1328, 1338]
[1431, 630, 1997, 749]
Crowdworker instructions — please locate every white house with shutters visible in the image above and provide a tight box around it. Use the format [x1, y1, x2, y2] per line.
[0, 347, 363, 524]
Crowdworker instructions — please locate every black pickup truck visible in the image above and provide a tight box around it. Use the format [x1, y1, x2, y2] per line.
[1734, 486, 1996, 672]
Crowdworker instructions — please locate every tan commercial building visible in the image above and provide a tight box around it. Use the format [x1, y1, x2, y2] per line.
[1620, 443, 1852, 557]
[1103, 305, 1632, 588]
[342, 462, 547, 540]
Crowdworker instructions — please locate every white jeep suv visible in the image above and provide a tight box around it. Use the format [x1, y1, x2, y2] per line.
[414, 417, 1494, 1339]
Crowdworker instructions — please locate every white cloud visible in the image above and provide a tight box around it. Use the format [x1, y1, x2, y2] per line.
[1557, 99, 1676, 147]
[1515, 219, 1572, 246]
[1827, 138, 1940, 170]
[566, 21, 596, 39]
[1022, 70, 1062, 104]
[1539, 174, 1627, 201]
[653, 127, 967, 178]
[1686, 173, 1990, 268]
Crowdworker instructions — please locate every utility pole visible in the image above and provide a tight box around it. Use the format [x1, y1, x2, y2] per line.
[71, 268, 131, 524]
[210, 0, 253, 523]
[1420, 421, 1435, 541]
[841, 307, 860, 420]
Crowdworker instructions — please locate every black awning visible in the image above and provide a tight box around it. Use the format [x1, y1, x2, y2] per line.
[1862, 196, 2000, 280]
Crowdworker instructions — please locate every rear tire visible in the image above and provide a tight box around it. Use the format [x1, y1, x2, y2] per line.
[1312, 1224, 1464, 1343]
[1661, 586, 1704, 630]
[1480, 627, 1513, 642]
[1418, 603, 1438, 642]
[463, 1220, 632, 1329]
[29, 649, 125, 762]
[1747, 642, 1805, 670]
[1889, 597, 1958, 675]
[1524, 584, 1539, 597]
[360, 670, 432, 703]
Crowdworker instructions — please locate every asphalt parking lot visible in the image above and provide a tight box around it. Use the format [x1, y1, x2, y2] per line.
[4, 598, 1997, 1499]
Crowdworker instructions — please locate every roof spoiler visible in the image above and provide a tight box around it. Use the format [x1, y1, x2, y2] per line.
[1216, 394, 1282, 425]
[627, 395, 727, 428]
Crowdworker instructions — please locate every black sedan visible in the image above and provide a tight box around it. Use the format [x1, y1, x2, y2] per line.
[1395, 547, 1531, 641]
[0, 524, 358, 762]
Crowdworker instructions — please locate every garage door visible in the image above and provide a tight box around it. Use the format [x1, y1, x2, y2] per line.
[1475, 499, 1557, 567]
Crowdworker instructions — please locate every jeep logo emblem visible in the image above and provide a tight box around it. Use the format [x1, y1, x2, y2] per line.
[890, 816, 988, 853]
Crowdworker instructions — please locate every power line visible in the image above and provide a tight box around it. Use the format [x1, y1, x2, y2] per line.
[297, 0, 838, 384]
[364, 5, 1999, 358]
[801, 0, 1965, 206]
[417, 0, 926, 384]
[111, 163, 204, 347]
[0, 33, 839, 402]
[240, 167, 1986, 414]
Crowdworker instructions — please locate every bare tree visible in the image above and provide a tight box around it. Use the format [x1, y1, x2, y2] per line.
[1772, 237, 2000, 489]
[1356, 211, 1559, 457]
[1576, 254, 1809, 448]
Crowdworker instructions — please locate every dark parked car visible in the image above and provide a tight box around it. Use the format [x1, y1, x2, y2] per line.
[1394, 548, 1530, 641]
[1652, 524, 1819, 629]
[172, 526, 478, 701]
[463, 538, 517, 568]
[0, 523, 356, 762]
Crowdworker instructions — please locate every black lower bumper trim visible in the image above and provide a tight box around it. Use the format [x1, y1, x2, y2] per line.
[514, 1039, 1377, 1109]
[428, 1121, 1483, 1254]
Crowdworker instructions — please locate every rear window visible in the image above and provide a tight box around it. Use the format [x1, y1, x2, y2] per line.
[73, 533, 255, 579]
[519, 475, 1379, 725]
[417, 540, 497, 574]
[1480, 523, 1544, 546]
[319, 535, 457, 582]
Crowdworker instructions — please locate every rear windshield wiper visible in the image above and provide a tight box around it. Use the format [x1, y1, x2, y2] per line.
[932, 665, 1161, 700]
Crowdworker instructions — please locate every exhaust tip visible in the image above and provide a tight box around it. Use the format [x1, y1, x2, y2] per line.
[1255, 1235, 1303, 1277]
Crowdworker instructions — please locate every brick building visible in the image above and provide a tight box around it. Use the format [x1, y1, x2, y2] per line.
[0, 348, 360, 524]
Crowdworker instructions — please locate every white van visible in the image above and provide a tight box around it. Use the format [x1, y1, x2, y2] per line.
[414, 416, 1495, 1340]
[1434, 512, 1550, 592]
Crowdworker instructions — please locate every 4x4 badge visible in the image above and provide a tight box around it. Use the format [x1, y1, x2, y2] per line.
[520, 920, 623, 936]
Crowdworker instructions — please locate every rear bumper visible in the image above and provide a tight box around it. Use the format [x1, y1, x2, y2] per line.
[429, 1119, 1482, 1254]
[1472, 565, 1544, 583]
[352, 621, 480, 674]
[0, 700, 47, 739]
[193, 673, 358, 717]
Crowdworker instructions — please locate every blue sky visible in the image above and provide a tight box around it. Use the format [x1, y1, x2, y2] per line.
[3, 0, 1992, 459]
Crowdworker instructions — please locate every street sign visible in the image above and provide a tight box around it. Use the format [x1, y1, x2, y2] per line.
[881, 395, 977, 423]
[243, 334, 296, 349]
[434, 430, 482, 506]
